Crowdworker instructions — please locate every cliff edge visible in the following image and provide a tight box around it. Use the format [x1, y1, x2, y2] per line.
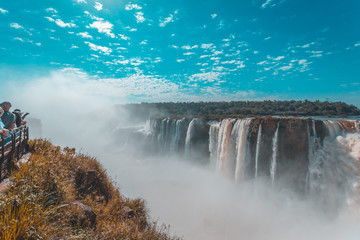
[0, 139, 180, 240]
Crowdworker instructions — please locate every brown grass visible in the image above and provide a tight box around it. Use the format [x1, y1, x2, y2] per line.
[0, 139, 182, 240]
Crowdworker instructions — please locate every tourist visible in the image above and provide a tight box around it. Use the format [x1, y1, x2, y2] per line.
[0, 107, 10, 138]
[13, 109, 27, 128]
[1, 101, 15, 130]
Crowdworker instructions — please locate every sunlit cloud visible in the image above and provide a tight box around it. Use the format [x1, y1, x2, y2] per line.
[45, 8, 58, 13]
[94, 2, 103, 11]
[10, 23, 24, 29]
[0, 8, 9, 14]
[125, 3, 142, 10]
[135, 12, 145, 23]
[89, 20, 115, 38]
[84, 41, 112, 55]
[77, 32, 93, 39]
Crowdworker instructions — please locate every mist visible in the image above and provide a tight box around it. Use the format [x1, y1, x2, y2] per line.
[4, 69, 360, 240]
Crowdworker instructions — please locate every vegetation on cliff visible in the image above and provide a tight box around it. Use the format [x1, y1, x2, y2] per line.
[0, 139, 180, 240]
[122, 100, 360, 119]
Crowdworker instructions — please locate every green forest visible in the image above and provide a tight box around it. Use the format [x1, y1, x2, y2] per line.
[121, 100, 360, 119]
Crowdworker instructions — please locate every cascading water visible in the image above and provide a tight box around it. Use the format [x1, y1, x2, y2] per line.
[234, 119, 251, 183]
[215, 119, 235, 172]
[254, 122, 262, 179]
[270, 121, 280, 184]
[143, 116, 360, 215]
[185, 119, 197, 156]
[209, 122, 220, 166]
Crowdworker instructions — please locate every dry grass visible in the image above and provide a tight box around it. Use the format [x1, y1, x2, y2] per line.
[0, 139, 181, 240]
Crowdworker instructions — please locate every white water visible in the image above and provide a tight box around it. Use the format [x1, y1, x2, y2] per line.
[185, 119, 197, 156]
[255, 122, 262, 179]
[209, 122, 220, 166]
[270, 121, 280, 184]
[234, 119, 252, 183]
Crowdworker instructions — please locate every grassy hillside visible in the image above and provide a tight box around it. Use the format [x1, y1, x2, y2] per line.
[0, 139, 180, 240]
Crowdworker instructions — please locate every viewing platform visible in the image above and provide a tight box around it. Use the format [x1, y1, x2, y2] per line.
[0, 126, 29, 182]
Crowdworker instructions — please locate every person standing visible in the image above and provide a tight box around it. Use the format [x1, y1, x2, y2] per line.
[13, 109, 27, 127]
[0, 107, 10, 138]
[1, 101, 15, 130]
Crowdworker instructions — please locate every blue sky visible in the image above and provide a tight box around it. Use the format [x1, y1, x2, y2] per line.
[1, 0, 360, 105]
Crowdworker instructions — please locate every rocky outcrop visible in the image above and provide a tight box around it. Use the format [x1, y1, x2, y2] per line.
[69, 201, 97, 229]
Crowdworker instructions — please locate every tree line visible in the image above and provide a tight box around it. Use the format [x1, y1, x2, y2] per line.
[120, 100, 360, 119]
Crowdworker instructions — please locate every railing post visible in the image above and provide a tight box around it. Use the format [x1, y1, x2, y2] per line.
[18, 128, 22, 159]
[0, 137, 4, 181]
[8, 132, 16, 174]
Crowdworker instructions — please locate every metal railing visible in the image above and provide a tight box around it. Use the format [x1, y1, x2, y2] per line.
[0, 126, 29, 182]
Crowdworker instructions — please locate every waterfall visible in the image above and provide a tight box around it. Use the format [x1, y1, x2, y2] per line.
[185, 119, 197, 156]
[170, 118, 186, 153]
[270, 121, 280, 184]
[142, 116, 360, 214]
[209, 122, 220, 166]
[234, 119, 251, 183]
[254, 122, 262, 179]
[216, 119, 234, 171]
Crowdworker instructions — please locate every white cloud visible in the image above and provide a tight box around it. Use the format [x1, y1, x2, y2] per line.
[55, 19, 76, 28]
[10, 23, 23, 29]
[45, 8, 58, 13]
[135, 12, 145, 23]
[119, 34, 130, 40]
[201, 43, 214, 49]
[140, 40, 148, 45]
[45, 16, 55, 22]
[13, 37, 24, 42]
[70, 45, 79, 49]
[184, 52, 195, 56]
[354, 41, 360, 47]
[159, 14, 174, 27]
[125, 3, 142, 10]
[94, 2, 103, 11]
[75, 0, 87, 3]
[89, 20, 115, 38]
[116, 60, 129, 65]
[84, 41, 112, 55]
[261, 0, 273, 8]
[177, 59, 185, 63]
[35, 42, 41, 46]
[77, 32, 93, 39]
[84, 11, 103, 21]
[182, 45, 198, 50]
[212, 50, 223, 56]
[211, 13, 217, 19]
[130, 57, 145, 66]
[0, 8, 9, 14]
[189, 72, 224, 83]
[210, 57, 220, 61]
[221, 60, 236, 64]
[279, 64, 293, 71]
